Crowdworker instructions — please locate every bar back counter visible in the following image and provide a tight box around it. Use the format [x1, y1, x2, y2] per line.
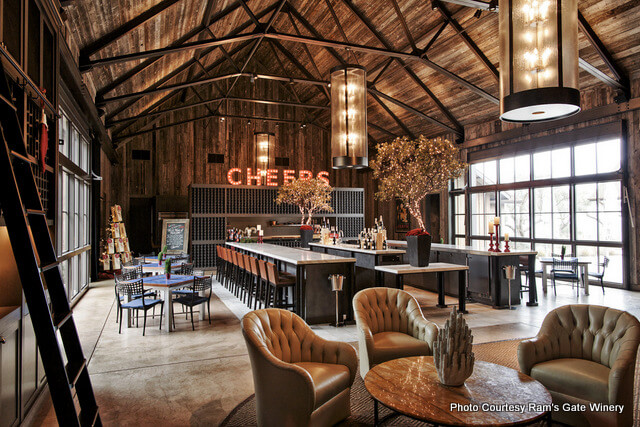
[388, 241, 538, 308]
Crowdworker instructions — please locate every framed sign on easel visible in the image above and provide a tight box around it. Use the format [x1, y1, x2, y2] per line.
[161, 219, 190, 254]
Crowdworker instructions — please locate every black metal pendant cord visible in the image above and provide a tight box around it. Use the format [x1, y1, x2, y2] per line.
[0, 59, 101, 426]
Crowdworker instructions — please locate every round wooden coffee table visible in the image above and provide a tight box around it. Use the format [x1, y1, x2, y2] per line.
[364, 356, 552, 426]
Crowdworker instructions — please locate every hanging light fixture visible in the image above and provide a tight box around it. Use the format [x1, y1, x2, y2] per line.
[254, 131, 274, 177]
[330, 65, 368, 169]
[499, 0, 580, 122]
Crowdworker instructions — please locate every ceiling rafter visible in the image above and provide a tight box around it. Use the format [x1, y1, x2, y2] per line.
[337, 0, 495, 111]
[577, 11, 629, 96]
[95, 1, 274, 98]
[370, 92, 416, 138]
[433, 0, 498, 80]
[423, 21, 448, 54]
[388, 0, 418, 52]
[80, 0, 183, 59]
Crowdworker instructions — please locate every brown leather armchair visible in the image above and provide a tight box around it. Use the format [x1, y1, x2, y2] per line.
[518, 305, 640, 426]
[353, 287, 438, 377]
[242, 308, 358, 427]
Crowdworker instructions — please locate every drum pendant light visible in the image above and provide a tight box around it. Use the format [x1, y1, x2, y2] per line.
[499, 0, 580, 122]
[330, 65, 368, 169]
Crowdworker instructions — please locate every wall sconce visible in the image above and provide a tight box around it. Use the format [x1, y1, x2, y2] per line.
[499, 0, 580, 122]
[330, 65, 368, 169]
[254, 131, 275, 177]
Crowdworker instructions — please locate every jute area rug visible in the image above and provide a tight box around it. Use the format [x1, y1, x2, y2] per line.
[221, 339, 528, 426]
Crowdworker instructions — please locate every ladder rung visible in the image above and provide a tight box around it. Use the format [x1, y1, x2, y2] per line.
[0, 93, 16, 112]
[53, 310, 73, 329]
[10, 150, 31, 163]
[66, 359, 87, 386]
[26, 209, 46, 216]
[40, 261, 60, 273]
[79, 406, 99, 427]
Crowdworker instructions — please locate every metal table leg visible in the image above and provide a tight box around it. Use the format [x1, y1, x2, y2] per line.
[436, 271, 447, 308]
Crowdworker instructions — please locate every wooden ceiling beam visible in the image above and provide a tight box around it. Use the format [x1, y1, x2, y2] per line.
[578, 11, 629, 96]
[370, 58, 394, 85]
[388, 0, 418, 52]
[423, 21, 448, 54]
[209, 0, 287, 116]
[80, 32, 262, 71]
[368, 122, 398, 138]
[106, 96, 329, 127]
[80, 0, 183, 59]
[262, 30, 497, 104]
[114, 112, 326, 142]
[433, 0, 498, 80]
[370, 92, 416, 138]
[96, 1, 276, 98]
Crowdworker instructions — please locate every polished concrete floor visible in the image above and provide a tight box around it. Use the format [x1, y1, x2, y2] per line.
[25, 274, 640, 426]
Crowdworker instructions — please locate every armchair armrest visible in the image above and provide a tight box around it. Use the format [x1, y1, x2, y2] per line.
[408, 309, 438, 349]
[518, 335, 557, 375]
[354, 311, 375, 377]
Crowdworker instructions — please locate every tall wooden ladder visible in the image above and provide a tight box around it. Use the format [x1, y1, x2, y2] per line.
[0, 61, 101, 425]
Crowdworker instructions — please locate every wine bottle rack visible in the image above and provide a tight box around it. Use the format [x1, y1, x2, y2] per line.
[189, 185, 364, 268]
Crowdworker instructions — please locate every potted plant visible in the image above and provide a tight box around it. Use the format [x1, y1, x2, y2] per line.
[371, 136, 466, 266]
[276, 178, 333, 248]
[164, 258, 172, 279]
[158, 245, 167, 264]
[406, 228, 432, 267]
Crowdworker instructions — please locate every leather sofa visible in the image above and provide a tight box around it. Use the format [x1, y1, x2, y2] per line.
[353, 287, 438, 377]
[242, 308, 358, 427]
[518, 304, 640, 426]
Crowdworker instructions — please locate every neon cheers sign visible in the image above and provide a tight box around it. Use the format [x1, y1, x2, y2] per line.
[227, 168, 330, 187]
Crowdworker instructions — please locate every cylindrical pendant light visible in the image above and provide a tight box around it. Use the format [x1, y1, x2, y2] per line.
[499, 0, 580, 122]
[330, 65, 368, 169]
[254, 131, 274, 174]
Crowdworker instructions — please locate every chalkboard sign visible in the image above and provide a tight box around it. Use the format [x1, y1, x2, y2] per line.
[161, 219, 190, 254]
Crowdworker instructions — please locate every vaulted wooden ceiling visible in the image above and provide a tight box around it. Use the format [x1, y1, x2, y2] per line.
[63, 0, 640, 147]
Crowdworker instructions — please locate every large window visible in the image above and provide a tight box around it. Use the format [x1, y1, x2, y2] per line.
[457, 134, 625, 285]
[57, 109, 91, 300]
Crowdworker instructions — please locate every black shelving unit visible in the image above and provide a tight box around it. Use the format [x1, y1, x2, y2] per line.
[189, 184, 365, 268]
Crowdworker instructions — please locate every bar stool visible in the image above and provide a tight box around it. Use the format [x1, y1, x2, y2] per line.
[222, 247, 231, 288]
[257, 259, 269, 309]
[265, 262, 296, 310]
[230, 250, 240, 295]
[247, 256, 261, 309]
[242, 254, 254, 305]
[215, 246, 224, 283]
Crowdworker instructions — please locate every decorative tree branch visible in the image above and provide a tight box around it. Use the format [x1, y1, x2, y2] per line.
[276, 178, 333, 225]
[371, 135, 467, 231]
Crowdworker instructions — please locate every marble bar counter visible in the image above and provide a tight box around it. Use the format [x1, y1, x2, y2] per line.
[386, 241, 538, 308]
[308, 243, 405, 292]
[226, 242, 355, 324]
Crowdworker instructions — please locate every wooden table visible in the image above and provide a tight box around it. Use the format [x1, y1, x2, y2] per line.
[123, 260, 182, 275]
[123, 274, 204, 332]
[364, 356, 552, 426]
[226, 242, 356, 324]
[539, 257, 591, 295]
[375, 263, 470, 313]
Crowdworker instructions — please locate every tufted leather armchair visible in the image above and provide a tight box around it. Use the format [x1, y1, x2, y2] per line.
[519, 305, 640, 426]
[353, 287, 438, 378]
[242, 308, 358, 427]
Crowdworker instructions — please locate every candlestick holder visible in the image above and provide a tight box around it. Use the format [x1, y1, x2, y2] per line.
[257, 236, 263, 244]
[494, 225, 502, 252]
[488, 233, 495, 252]
[504, 240, 511, 252]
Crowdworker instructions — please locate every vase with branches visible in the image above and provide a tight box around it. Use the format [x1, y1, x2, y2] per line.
[372, 136, 466, 266]
[276, 177, 333, 225]
[371, 135, 467, 231]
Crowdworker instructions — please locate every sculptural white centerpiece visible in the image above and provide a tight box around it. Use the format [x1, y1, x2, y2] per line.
[433, 307, 474, 386]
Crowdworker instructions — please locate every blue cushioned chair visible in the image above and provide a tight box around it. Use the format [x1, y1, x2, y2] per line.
[551, 258, 579, 296]
[172, 276, 212, 330]
[114, 268, 156, 323]
[588, 256, 609, 294]
[116, 279, 164, 336]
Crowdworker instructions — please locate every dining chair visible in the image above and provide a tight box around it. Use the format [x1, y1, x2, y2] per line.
[116, 279, 164, 336]
[114, 269, 155, 324]
[551, 258, 580, 296]
[588, 256, 609, 294]
[178, 262, 194, 275]
[265, 262, 296, 310]
[172, 276, 213, 330]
